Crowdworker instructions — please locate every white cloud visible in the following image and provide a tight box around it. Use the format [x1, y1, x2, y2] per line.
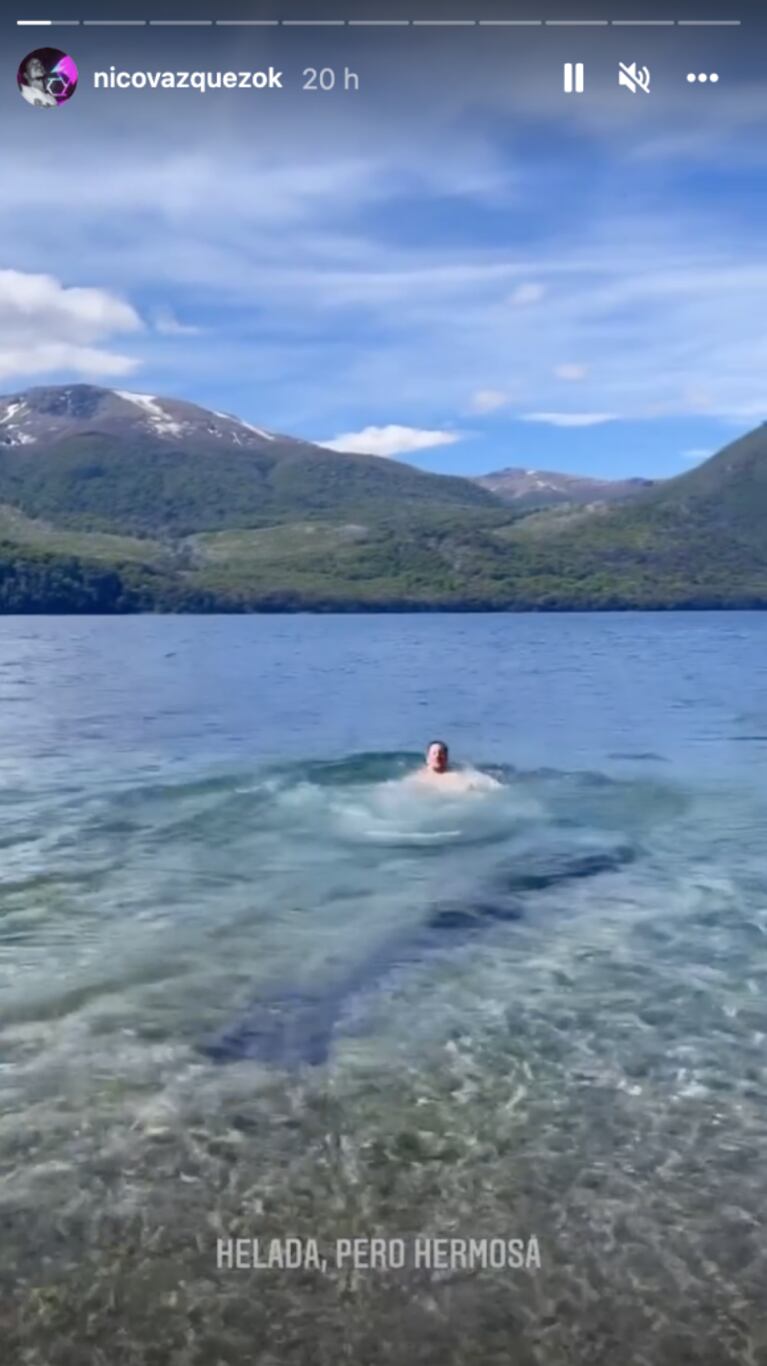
[470, 389, 509, 414]
[321, 425, 462, 458]
[0, 345, 139, 381]
[0, 269, 142, 381]
[508, 283, 546, 307]
[521, 412, 617, 428]
[554, 363, 589, 381]
[682, 448, 712, 461]
[153, 308, 202, 337]
[716, 402, 767, 420]
[2, 84, 767, 438]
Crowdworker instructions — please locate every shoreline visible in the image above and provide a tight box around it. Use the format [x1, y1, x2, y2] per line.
[0, 602, 766, 616]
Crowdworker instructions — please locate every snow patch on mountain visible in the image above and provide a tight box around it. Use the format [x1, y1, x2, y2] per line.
[1, 402, 26, 425]
[240, 421, 275, 441]
[213, 410, 275, 441]
[477, 465, 657, 508]
[114, 391, 186, 438]
[0, 401, 36, 445]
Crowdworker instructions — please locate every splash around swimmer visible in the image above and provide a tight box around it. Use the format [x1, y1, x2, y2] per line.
[403, 739, 502, 795]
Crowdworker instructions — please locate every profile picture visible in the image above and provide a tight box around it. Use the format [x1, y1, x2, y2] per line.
[17, 48, 78, 107]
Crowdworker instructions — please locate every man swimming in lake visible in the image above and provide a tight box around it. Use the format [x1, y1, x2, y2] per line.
[405, 739, 502, 794]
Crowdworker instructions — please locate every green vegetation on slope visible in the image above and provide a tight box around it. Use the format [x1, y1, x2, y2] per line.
[0, 503, 165, 563]
[0, 421, 765, 612]
[493, 424, 767, 607]
[0, 433, 495, 536]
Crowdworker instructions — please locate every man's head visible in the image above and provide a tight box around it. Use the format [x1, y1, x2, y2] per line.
[425, 739, 449, 773]
[25, 56, 46, 82]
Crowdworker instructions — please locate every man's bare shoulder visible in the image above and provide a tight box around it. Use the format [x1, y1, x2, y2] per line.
[448, 768, 502, 793]
[401, 767, 501, 795]
[401, 768, 438, 789]
[465, 769, 503, 791]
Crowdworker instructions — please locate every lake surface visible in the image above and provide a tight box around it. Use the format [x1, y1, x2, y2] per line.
[1, 612, 766, 1365]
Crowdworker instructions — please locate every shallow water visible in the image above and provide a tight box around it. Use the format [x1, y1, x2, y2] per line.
[1, 613, 766, 1365]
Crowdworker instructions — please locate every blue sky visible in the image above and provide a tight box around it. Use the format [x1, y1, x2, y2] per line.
[2, 19, 766, 480]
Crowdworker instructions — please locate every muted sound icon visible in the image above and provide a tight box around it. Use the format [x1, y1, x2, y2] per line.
[618, 61, 651, 94]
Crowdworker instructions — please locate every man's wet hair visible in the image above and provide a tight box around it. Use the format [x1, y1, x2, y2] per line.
[426, 739, 448, 756]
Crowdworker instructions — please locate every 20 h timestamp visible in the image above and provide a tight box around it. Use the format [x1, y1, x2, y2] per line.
[302, 66, 361, 92]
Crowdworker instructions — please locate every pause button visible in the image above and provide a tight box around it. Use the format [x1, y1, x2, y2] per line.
[564, 63, 585, 94]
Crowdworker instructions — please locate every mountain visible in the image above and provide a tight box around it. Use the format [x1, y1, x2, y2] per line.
[489, 423, 767, 608]
[0, 385, 496, 535]
[0, 385, 764, 612]
[476, 466, 656, 508]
